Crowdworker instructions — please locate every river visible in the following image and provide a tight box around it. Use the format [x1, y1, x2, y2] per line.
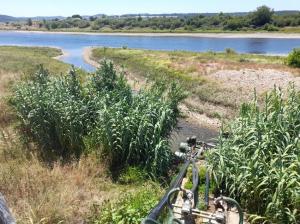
[1, 31, 300, 71]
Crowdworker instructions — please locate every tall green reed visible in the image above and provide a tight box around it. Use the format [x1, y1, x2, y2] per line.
[208, 86, 300, 223]
[11, 61, 185, 177]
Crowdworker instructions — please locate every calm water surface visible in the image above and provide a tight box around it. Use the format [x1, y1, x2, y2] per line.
[1, 31, 300, 71]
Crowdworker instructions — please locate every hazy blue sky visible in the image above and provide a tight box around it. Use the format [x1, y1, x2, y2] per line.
[2, 0, 300, 17]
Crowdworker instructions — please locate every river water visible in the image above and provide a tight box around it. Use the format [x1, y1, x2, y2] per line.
[1, 31, 300, 71]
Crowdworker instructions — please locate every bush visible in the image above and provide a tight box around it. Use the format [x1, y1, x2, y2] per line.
[207, 87, 300, 223]
[250, 5, 274, 27]
[225, 48, 236, 54]
[93, 183, 161, 224]
[77, 20, 90, 28]
[286, 48, 300, 68]
[224, 18, 245, 30]
[12, 61, 184, 177]
[263, 23, 279, 31]
[118, 167, 147, 184]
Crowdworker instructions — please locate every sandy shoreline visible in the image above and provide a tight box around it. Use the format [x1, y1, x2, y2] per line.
[2, 29, 300, 39]
[83, 47, 98, 68]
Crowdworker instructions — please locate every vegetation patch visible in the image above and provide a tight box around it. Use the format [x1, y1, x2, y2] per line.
[0, 46, 69, 75]
[11, 60, 185, 177]
[286, 48, 300, 68]
[208, 87, 300, 223]
[92, 182, 162, 224]
[4, 6, 300, 33]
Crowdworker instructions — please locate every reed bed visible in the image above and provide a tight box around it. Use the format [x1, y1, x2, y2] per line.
[208, 87, 300, 223]
[11, 60, 185, 177]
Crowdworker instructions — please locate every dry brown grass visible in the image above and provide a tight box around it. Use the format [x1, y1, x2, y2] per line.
[0, 47, 132, 224]
[0, 101, 129, 224]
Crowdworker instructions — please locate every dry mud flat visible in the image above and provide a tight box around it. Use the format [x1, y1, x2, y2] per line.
[212, 68, 300, 102]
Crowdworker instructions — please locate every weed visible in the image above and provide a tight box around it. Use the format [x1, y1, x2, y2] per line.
[207, 86, 300, 223]
[92, 182, 162, 224]
[286, 48, 300, 68]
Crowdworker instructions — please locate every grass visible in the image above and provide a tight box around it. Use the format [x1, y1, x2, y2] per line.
[91, 182, 162, 224]
[12, 60, 184, 177]
[207, 87, 300, 223]
[0, 46, 165, 223]
[0, 46, 69, 75]
[91, 47, 293, 121]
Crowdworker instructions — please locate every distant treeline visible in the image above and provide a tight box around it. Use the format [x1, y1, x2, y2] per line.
[9, 6, 300, 32]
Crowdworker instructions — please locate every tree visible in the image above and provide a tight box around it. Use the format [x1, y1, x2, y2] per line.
[89, 16, 96, 21]
[71, 14, 82, 19]
[27, 18, 32, 26]
[251, 5, 274, 27]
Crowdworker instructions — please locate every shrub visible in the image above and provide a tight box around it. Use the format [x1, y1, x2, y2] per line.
[286, 48, 300, 68]
[93, 183, 162, 224]
[118, 167, 147, 184]
[207, 87, 300, 223]
[224, 19, 245, 30]
[263, 23, 279, 31]
[225, 48, 236, 54]
[12, 61, 184, 177]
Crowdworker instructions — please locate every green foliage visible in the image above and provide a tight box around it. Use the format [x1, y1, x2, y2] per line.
[26, 6, 300, 32]
[71, 14, 82, 19]
[263, 23, 279, 31]
[118, 167, 147, 184]
[93, 183, 162, 224]
[12, 65, 89, 158]
[12, 60, 184, 177]
[224, 18, 247, 30]
[286, 48, 300, 68]
[27, 18, 32, 26]
[207, 87, 300, 223]
[184, 166, 193, 190]
[225, 48, 236, 54]
[250, 5, 274, 27]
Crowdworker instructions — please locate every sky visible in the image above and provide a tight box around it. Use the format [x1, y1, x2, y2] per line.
[1, 0, 300, 17]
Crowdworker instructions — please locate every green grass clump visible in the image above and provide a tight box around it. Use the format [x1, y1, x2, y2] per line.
[12, 60, 185, 177]
[93, 182, 162, 224]
[286, 48, 300, 68]
[118, 166, 147, 184]
[207, 87, 300, 223]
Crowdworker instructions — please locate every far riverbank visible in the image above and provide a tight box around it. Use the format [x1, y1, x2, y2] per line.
[2, 29, 300, 39]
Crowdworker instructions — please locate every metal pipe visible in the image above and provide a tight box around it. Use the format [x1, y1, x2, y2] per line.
[215, 196, 244, 224]
[146, 160, 191, 220]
